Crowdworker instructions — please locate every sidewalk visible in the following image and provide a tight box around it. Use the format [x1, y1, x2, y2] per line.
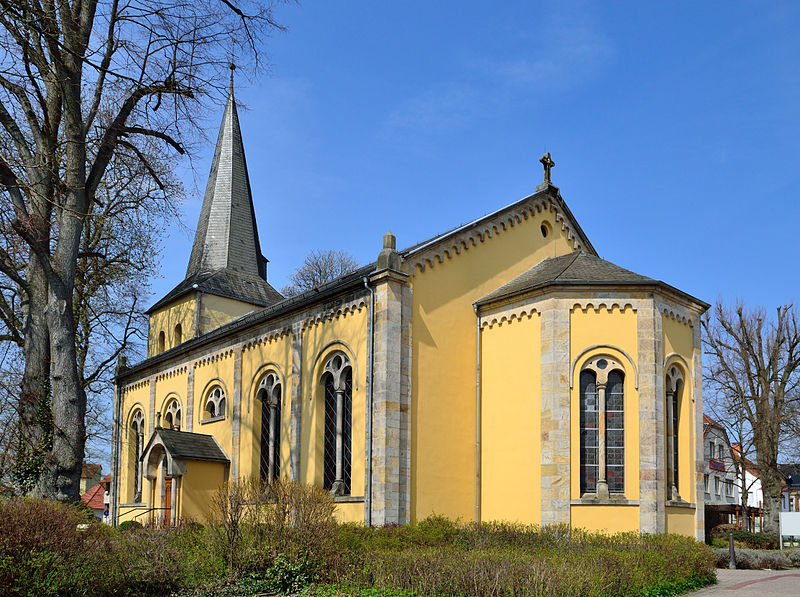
[690, 568, 800, 595]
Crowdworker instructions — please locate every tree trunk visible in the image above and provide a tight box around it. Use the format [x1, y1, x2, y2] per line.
[759, 467, 783, 536]
[17, 263, 50, 495]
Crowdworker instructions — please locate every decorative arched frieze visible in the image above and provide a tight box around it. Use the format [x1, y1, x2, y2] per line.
[301, 297, 367, 330]
[154, 364, 188, 382]
[247, 362, 287, 412]
[570, 345, 639, 389]
[122, 379, 149, 394]
[571, 301, 636, 313]
[195, 347, 236, 368]
[480, 306, 540, 329]
[656, 300, 697, 327]
[308, 340, 359, 400]
[405, 196, 586, 274]
[242, 327, 291, 351]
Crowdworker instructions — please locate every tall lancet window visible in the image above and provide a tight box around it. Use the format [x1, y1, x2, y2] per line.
[665, 365, 684, 500]
[580, 370, 599, 494]
[258, 372, 281, 483]
[579, 356, 626, 497]
[130, 409, 145, 503]
[322, 353, 352, 496]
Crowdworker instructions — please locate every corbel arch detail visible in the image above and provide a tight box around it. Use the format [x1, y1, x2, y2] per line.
[570, 345, 639, 389]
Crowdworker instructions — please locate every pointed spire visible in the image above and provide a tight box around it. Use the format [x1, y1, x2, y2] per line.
[186, 72, 267, 281]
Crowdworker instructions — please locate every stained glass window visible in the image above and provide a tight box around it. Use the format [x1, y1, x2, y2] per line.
[606, 370, 624, 494]
[580, 370, 598, 494]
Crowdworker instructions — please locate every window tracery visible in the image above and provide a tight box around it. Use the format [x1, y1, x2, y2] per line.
[666, 365, 684, 501]
[579, 356, 625, 497]
[130, 409, 145, 502]
[322, 353, 352, 496]
[163, 397, 182, 430]
[204, 385, 226, 420]
[257, 372, 281, 483]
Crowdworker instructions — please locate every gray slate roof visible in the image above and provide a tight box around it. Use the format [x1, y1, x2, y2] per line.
[144, 428, 230, 463]
[478, 251, 659, 305]
[147, 80, 282, 314]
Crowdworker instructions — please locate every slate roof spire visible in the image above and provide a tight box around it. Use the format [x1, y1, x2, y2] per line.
[147, 72, 283, 315]
[186, 67, 267, 280]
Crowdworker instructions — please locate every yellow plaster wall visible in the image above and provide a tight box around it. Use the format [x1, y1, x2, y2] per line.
[480, 313, 541, 524]
[181, 460, 229, 521]
[300, 308, 368, 498]
[410, 213, 574, 522]
[193, 354, 235, 457]
[662, 316, 697, 504]
[665, 506, 697, 536]
[571, 505, 640, 533]
[119, 383, 151, 504]
[240, 336, 293, 480]
[201, 294, 261, 334]
[569, 306, 639, 501]
[335, 501, 366, 523]
[148, 293, 196, 357]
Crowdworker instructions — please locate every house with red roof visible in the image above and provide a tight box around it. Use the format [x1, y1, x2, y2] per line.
[81, 473, 111, 523]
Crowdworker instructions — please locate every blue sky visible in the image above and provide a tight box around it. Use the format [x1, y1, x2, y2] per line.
[158, 0, 800, 311]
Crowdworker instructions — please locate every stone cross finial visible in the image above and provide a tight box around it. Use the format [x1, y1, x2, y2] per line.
[540, 152, 555, 185]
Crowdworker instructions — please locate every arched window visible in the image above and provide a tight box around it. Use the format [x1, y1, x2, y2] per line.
[580, 370, 599, 494]
[605, 370, 625, 494]
[321, 353, 352, 496]
[257, 372, 281, 483]
[158, 331, 166, 353]
[204, 385, 226, 420]
[130, 409, 145, 502]
[579, 356, 625, 496]
[163, 397, 181, 430]
[174, 323, 182, 346]
[666, 366, 684, 500]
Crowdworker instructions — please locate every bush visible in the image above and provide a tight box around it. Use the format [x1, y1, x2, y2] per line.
[713, 547, 791, 569]
[708, 526, 779, 550]
[118, 520, 143, 532]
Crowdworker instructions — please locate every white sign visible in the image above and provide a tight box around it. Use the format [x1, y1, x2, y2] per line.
[779, 512, 800, 548]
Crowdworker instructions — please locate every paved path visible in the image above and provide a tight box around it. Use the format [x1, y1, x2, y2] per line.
[690, 568, 800, 595]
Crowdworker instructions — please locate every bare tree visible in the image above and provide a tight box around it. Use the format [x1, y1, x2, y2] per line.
[702, 300, 800, 535]
[0, 0, 285, 501]
[281, 249, 359, 296]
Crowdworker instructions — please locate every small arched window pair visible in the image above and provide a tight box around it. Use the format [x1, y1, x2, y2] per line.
[580, 357, 625, 496]
[163, 397, 182, 430]
[204, 385, 226, 420]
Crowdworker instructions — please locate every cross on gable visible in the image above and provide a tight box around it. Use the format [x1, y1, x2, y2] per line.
[540, 152, 555, 184]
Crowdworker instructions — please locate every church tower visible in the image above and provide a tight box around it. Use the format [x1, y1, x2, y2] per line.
[146, 73, 282, 356]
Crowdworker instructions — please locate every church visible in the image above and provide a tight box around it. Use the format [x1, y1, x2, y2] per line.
[110, 80, 709, 539]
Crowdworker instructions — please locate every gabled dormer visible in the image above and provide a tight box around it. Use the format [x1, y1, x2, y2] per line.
[146, 73, 282, 357]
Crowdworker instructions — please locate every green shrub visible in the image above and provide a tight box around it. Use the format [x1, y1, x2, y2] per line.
[713, 547, 791, 569]
[708, 526, 779, 550]
[118, 520, 143, 532]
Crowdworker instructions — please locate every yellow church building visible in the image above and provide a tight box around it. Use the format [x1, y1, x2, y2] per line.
[110, 82, 709, 539]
